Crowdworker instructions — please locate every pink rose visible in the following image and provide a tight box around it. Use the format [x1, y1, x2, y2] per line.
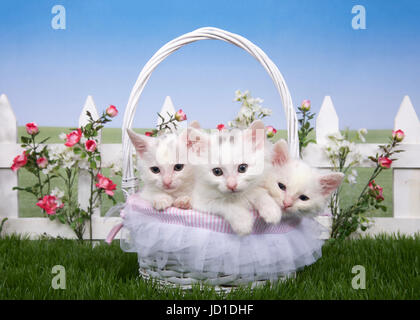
[11, 151, 28, 172]
[145, 131, 153, 137]
[36, 195, 63, 215]
[175, 109, 187, 122]
[96, 173, 117, 196]
[368, 180, 384, 202]
[266, 126, 277, 138]
[85, 139, 97, 152]
[378, 157, 392, 169]
[36, 157, 48, 168]
[65, 129, 82, 147]
[392, 129, 404, 142]
[26, 122, 39, 135]
[217, 124, 225, 131]
[106, 105, 118, 118]
[301, 99, 311, 111]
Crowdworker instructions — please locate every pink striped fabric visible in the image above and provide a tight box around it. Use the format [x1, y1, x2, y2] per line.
[122, 194, 299, 235]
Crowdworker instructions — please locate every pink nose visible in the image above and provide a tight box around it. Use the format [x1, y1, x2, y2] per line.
[227, 182, 237, 191]
[163, 178, 172, 188]
[283, 200, 293, 209]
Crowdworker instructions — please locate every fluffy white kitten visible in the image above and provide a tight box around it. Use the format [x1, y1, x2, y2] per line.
[190, 120, 282, 236]
[265, 139, 344, 216]
[127, 129, 194, 210]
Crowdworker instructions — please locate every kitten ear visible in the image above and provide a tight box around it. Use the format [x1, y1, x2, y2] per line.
[247, 120, 266, 150]
[319, 172, 345, 196]
[127, 129, 152, 156]
[189, 120, 201, 129]
[272, 139, 289, 166]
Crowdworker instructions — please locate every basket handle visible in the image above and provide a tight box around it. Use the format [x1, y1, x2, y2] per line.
[122, 27, 299, 196]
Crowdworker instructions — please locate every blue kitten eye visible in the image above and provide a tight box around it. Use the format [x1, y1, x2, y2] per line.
[238, 164, 248, 173]
[150, 166, 160, 174]
[212, 168, 223, 176]
[174, 164, 184, 171]
[299, 195, 309, 201]
[278, 183, 286, 191]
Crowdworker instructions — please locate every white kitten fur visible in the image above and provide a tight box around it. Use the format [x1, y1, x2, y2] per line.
[265, 139, 344, 217]
[127, 129, 194, 210]
[190, 121, 282, 236]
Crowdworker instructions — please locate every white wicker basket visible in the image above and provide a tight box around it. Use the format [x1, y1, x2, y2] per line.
[121, 27, 302, 289]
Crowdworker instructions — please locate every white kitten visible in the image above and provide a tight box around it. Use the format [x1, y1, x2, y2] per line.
[127, 129, 194, 210]
[190, 121, 282, 236]
[265, 139, 344, 217]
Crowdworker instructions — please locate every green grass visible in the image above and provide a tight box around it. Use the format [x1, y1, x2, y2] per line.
[1, 234, 419, 299]
[16, 127, 394, 218]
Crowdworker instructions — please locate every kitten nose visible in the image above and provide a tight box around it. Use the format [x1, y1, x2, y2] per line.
[163, 177, 172, 188]
[282, 200, 293, 209]
[227, 183, 237, 191]
[226, 177, 237, 191]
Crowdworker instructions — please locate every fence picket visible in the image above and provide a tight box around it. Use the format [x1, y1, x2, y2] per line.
[0, 94, 19, 218]
[393, 95, 420, 218]
[78, 96, 101, 217]
[316, 96, 339, 144]
[394, 96, 420, 144]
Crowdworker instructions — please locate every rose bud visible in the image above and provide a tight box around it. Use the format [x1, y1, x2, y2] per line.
[392, 129, 405, 142]
[85, 139, 97, 152]
[36, 157, 48, 169]
[378, 157, 392, 169]
[26, 122, 39, 135]
[301, 100, 311, 112]
[217, 124, 225, 131]
[106, 105, 118, 118]
[175, 109, 187, 122]
[266, 126, 277, 138]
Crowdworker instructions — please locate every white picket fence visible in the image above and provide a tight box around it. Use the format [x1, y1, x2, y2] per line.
[0, 93, 419, 239]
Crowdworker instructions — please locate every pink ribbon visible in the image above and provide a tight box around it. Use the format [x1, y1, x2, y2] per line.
[105, 223, 123, 244]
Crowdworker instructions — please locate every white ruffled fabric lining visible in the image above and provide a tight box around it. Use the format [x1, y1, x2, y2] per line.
[119, 194, 325, 281]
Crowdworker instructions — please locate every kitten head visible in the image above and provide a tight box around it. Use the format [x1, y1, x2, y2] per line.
[127, 129, 194, 193]
[192, 120, 267, 196]
[266, 139, 344, 215]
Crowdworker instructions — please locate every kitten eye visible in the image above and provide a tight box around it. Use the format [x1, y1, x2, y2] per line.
[238, 164, 248, 173]
[150, 166, 160, 174]
[299, 195, 309, 201]
[174, 164, 184, 171]
[278, 183, 286, 191]
[212, 168, 223, 176]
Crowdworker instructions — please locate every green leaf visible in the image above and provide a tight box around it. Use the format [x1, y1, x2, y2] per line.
[90, 160, 97, 170]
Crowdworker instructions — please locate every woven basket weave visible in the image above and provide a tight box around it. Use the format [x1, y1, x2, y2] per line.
[121, 27, 299, 289]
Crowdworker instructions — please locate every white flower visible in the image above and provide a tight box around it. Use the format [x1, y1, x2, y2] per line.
[51, 187, 64, 199]
[59, 133, 67, 141]
[42, 164, 56, 175]
[347, 169, 358, 184]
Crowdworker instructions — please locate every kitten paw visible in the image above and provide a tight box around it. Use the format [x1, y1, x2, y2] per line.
[230, 215, 254, 236]
[152, 195, 173, 210]
[259, 206, 282, 224]
[173, 196, 191, 210]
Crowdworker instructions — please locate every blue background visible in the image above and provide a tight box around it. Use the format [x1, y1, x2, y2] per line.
[1, 0, 419, 130]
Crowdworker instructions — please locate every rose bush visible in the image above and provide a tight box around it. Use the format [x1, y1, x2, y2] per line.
[11, 105, 119, 241]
